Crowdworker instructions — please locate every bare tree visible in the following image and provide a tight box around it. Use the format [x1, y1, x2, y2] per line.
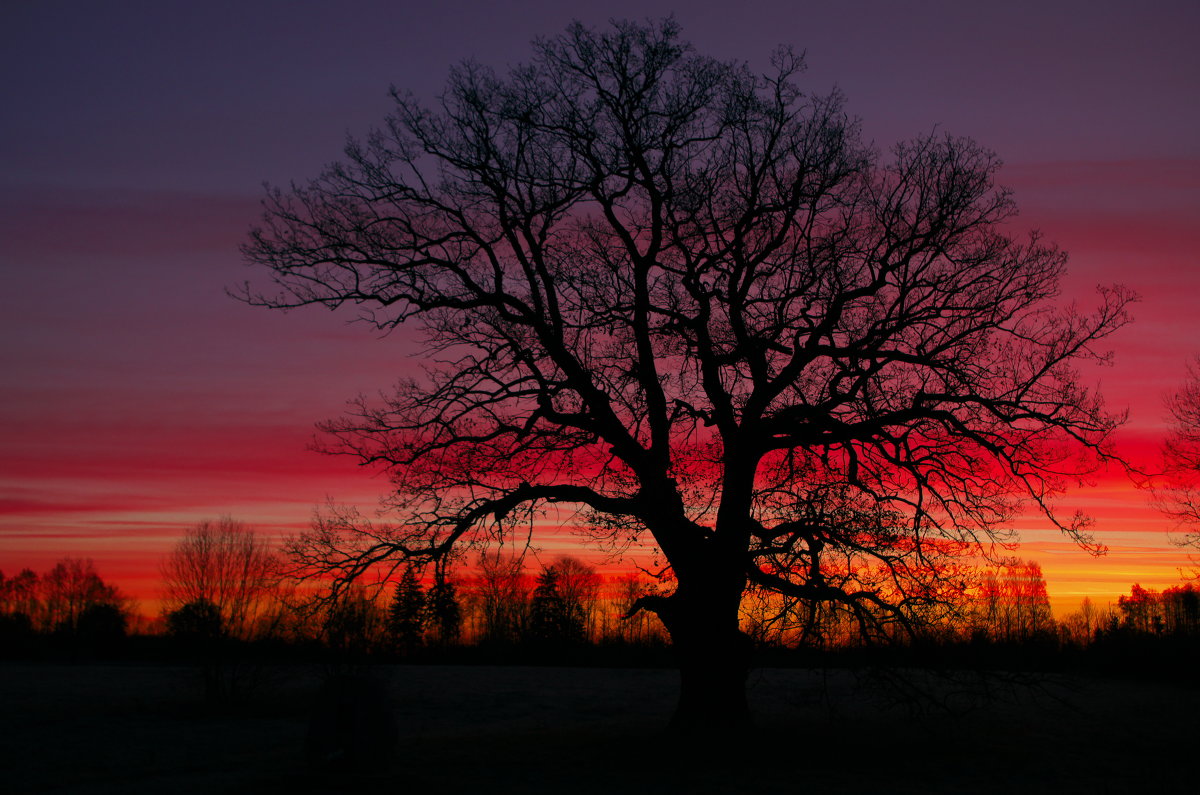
[1157, 357, 1200, 554]
[425, 566, 463, 646]
[1160, 583, 1200, 634]
[2, 563, 130, 651]
[161, 517, 280, 640]
[527, 564, 586, 646]
[0, 568, 40, 625]
[1059, 596, 1100, 646]
[320, 582, 386, 669]
[471, 552, 530, 645]
[608, 571, 662, 645]
[40, 558, 129, 636]
[241, 19, 1132, 729]
[972, 558, 1054, 643]
[1118, 583, 1162, 634]
[552, 555, 601, 641]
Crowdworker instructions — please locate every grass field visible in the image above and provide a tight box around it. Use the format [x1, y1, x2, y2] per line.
[1, 662, 1194, 793]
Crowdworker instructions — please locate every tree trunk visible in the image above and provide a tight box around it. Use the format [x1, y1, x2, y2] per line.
[671, 630, 752, 732]
[661, 572, 753, 734]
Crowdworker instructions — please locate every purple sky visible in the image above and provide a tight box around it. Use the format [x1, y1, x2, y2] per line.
[2, 0, 1198, 610]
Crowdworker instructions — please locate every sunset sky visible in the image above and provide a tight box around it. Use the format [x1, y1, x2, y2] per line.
[2, 0, 1197, 616]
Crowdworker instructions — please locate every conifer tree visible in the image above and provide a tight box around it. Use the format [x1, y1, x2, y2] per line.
[426, 572, 462, 646]
[388, 566, 426, 652]
[528, 565, 585, 646]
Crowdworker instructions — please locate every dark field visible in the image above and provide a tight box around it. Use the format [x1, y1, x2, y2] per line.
[1, 662, 1194, 793]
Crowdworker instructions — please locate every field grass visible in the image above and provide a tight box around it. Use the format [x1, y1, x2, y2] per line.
[1, 662, 1194, 793]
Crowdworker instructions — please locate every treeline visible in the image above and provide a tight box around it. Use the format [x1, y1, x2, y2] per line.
[0, 558, 133, 655]
[192, 554, 671, 667]
[747, 557, 1200, 662]
[742, 559, 1061, 650]
[322, 552, 667, 658]
[4, 523, 1198, 673]
[148, 519, 668, 660]
[336, 555, 1200, 674]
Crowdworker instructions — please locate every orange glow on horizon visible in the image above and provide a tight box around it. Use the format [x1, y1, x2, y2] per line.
[1, 153, 1196, 632]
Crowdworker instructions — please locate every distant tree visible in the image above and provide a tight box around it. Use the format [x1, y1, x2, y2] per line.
[526, 565, 562, 643]
[1079, 596, 1101, 639]
[426, 568, 463, 645]
[0, 563, 131, 655]
[166, 598, 225, 642]
[552, 556, 601, 641]
[166, 597, 246, 702]
[1161, 578, 1200, 634]
[245, 19, 1133, 729]
[0, 570, 37, 651]
[1160, 583, 1200, 634]
[1118, 583, 1162, 634]
[1060, 596, 1101, 646]
[387, 565, 426, 653]
[742, 584, 852, 650]
[527, 565, 586, 647]
[40, 558, 127, 636]
[1114, 582, 1200, 636]
[974, 559, 1054, 642]
[161, 518, 280, 640]
[611, 572, 663, 645]
[472, 552, 529, 645]
[320, 584, 385, 673]
[0, 568, 40, 626]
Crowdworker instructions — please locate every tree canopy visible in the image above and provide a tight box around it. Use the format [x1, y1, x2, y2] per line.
[161, 518, 280, 641]
[242, 19, 1132, 726]
[1158, 357, 1200, 551]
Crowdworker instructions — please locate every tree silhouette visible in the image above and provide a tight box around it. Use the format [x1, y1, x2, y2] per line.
[1059, 596, 1102, 646]
[552, 556, 601, 642]
[387, 565, 426, 653]
[1107, 581, 1200, 637]
[1118, 583, 1162, 634]
[973, 558, 1054, 643]
[166, 598, 225, 642]
[472, 552, 529, 645]
[426, 568, 463, 645]
[242, 19, 1132, 729]
[165, 598, 233, 698]
[40, 558, 127, 637]
[1, 563, 129, 655]
[319, 583, 386, 674]
[161, 518, 280, 641]
[610, 572, 661, 645]
[0, 568, 40, 628]
[1162, 583, 1200, 634]
[1157, 357, 1200, 555]
[527, 565, 586, 647]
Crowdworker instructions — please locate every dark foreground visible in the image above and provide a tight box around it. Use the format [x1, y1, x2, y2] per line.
[1, 662, 1194, 794]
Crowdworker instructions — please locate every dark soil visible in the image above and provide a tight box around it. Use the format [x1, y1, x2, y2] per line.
[1, 662, 1194, 793]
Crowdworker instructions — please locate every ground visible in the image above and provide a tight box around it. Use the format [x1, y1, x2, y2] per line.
[1, 662, 1194, 793]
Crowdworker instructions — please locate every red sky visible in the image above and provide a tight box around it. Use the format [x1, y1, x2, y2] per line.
[2, 0, 1198, 617]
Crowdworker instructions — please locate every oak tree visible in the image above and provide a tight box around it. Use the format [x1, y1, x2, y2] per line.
[241, 19, 1132, 729]
[1158, 357, 1200, 552]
